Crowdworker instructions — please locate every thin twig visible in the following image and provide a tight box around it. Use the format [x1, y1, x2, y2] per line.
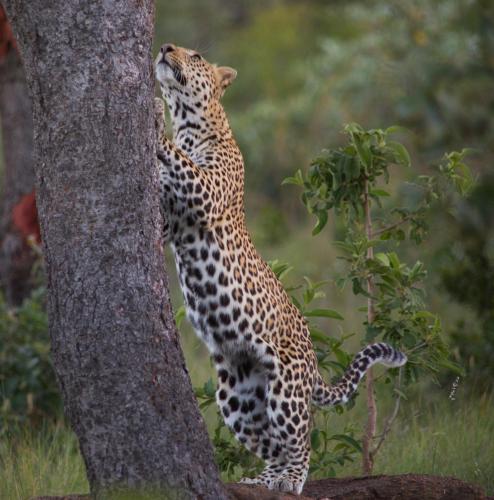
[406, 341, 427, 355]
[374, 215, 412, 237]
[362, 178, 377, 475]
[371, 368, 403, 458]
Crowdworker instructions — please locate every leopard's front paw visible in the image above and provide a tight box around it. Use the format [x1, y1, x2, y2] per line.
[271, 476, 305, 495]
[239, 474, 304, 495]
[239, 476, 269, 487]
[154, 97, 166, 144]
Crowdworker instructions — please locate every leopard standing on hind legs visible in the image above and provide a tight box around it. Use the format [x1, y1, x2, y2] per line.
[154, 43, 407, 495]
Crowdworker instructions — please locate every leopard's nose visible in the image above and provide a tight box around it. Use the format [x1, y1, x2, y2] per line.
[161, 43, 176, 54]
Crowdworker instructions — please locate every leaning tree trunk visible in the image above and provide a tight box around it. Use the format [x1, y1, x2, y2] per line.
[0, 5, 37, 306]
[3, 1, 227, 498]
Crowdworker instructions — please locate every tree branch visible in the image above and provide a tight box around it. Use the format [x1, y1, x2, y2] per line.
[374, 215, 412, 237]
[362, 178, 377, 475]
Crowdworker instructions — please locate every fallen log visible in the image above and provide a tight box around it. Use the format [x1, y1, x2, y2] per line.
[228, 474, 487, 500]
[32, 474, 489, 500]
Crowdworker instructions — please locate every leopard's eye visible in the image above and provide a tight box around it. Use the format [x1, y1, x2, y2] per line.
[191, 53, 202, 61]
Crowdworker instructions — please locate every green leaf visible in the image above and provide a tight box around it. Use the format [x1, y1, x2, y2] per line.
[204, 377, 216, 398]
[199, 400, 213, 410]
[335, 277, 347, 289]
[330, 434, 362, 452]
[175, 305, 186, 327]
[268, 260, 294, 281]
[311, 429, 321, 450]
[312, 210, 328, 235]
[393, 388, 408, 400]
[282, 169, 304, 186]
[388, 252, 401, 269]
[370, 189, 390, 197]
[310, 328, 330, 343]
[333, 241, 354, 253]
[333, 348, 350, 367]
[375, 252, 390, 267]
[352, 278, 371, 297]
[437, 359, 466, 376]
[414, 310, 436, 320]
[365, 325, 381, 342]
[385, 125, 407, 135]
[305, 309, 344, 320]
[347, 157, 361, 179]
[354, 138, 371, 170]
[387, 141, 411, 167]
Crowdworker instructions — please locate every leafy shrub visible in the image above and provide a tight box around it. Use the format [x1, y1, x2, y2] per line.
[0, 288, 61, 432]
[284, 123, 472, 472]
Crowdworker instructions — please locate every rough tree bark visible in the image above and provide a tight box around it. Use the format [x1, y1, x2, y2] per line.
[3, 1, 228, 498]
[0, 5, 37, 306]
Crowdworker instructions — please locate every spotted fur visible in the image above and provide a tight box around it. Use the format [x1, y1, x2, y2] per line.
[154, 44, 407, 494]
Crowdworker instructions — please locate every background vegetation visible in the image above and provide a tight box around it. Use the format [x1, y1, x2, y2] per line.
[1, 0, 493, 498]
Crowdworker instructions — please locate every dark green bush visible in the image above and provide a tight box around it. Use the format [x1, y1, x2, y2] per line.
[0, 288, 61, 432]
[440, 174, 494, 386]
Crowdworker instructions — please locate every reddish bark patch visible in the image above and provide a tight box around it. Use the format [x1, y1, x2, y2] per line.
[11, 190, 41, 243]
[0, 5, 17, 60]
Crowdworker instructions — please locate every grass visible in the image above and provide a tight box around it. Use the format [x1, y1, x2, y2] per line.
[0, 423, 88, 499]
[1, 390, 492, 499]
[371, 390, 494, 493]
[312, 386, 494, 495]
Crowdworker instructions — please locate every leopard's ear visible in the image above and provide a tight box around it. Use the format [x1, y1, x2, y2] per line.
[216, 66, 237, 96]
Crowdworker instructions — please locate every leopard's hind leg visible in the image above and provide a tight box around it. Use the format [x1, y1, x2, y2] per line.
[231, 357, 313, 494]
[215, 358, 267, 451]
[214, 347, 290, 487]
[260, 364, 313, 494]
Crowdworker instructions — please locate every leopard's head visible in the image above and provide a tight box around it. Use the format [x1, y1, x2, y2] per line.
[155, 44, 237, 109]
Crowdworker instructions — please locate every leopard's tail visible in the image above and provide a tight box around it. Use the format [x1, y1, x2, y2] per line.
[312, 342, 406, 407]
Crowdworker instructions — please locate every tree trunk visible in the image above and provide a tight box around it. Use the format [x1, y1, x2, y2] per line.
[3, 1, 227, 498]
[0, 5, 37, 306]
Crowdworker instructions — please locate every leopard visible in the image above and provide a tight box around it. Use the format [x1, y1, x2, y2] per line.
[154, 43, 407, 495]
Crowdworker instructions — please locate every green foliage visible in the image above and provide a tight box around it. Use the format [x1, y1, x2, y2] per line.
[309, 424, 362, 478]
[208, 0, 493, 211]
[439, 174, 494, 385]
[282, 122, 474, 471]
[195, 379, 262, 481]
[288, 124, 470, 383]
[284, 124, 411, 234]
[0, 289, 61, 433]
